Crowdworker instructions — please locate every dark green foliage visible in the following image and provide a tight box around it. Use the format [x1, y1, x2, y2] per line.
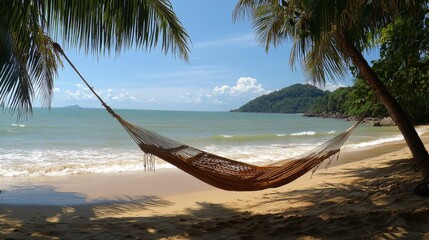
[309, 81, 388, 118]
[331, 15, 429, 124]
[233, 84, 328, 113]
[310, 14, 429, 124]
[370, 15, 429, 124]
[346, 79, 388, 118]
[309, 86, 353, 115]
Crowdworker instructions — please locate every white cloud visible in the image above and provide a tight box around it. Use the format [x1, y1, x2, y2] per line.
[213, 85, 230, 95]
[65, 84, 95, 101]
[163, 77, 270, 108]
[173, 89, 229, 106]
[106, 89, 138, 102]
[312, 82, 346, 92]
[175, 90, 206, 104]
[214, 77, 270, 96]
[171, 77, 270, 106]
[154, 77, 272, 109]
[68, 78, 270, 110]
[62, 84, 138, 103]
[53, 87, 61, 93]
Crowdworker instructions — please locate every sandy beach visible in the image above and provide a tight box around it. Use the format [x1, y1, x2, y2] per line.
[1, 126, 429, 239]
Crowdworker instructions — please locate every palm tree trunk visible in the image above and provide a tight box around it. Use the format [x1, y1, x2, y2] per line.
[337, 35, 429, 193]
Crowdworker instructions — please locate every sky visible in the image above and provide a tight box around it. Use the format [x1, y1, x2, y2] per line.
[50, 0, 376, 111]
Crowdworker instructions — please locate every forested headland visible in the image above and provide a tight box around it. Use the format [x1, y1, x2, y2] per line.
[231, 84, 328, 113]
[233, 78, 428, 125]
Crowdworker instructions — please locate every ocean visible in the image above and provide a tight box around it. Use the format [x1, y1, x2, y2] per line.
[0, 108, 408, 177]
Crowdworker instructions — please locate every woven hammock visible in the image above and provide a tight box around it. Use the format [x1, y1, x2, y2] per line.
[54, 43, 361, 191]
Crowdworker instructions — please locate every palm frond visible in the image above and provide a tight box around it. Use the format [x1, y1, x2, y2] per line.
[233, 0, 274, 22]
[0, 6, 61, 118]
[44, 0, 190, 60]
[252, 3, 289, 52]
[1, 41, 34, 118]
[28, 28, 61, 108]
[233, 0, 426, 86]
[303, 33, 349, 85]
[0, 0, 190, 117]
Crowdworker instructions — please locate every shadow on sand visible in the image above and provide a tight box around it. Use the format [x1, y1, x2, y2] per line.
[1, 158, 429, 239]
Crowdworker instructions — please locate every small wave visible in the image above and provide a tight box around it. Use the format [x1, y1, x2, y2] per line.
[0, 148, 173, 177]
[290, 131, 316, 136]
[11, 124, 25, 128]
[0, 161, 175, 177]
[347, 129, 425, 149]
[0, 156, 174, 177]
[0, 143, 322, 177]
[204, 131, 333, 143]
[208, 134, 281, 142]
[347, 135, 404, 149]
[203, 143, 316, 164]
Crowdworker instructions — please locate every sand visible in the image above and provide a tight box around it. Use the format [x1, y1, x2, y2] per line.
[1, 126, 429, 239]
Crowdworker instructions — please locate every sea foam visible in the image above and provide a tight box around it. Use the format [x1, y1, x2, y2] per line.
[346, 135, 404, 149]
[0, 143, 318, 177]
[290, 131, 316, 136]
[346, 129, 426, 149]
[0, 148, 174, 177]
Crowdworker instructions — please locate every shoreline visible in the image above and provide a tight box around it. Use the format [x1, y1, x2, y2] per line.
[0, 125, 426, 205]
[1, 112, 404, 178]
[0, 126, 429, 239]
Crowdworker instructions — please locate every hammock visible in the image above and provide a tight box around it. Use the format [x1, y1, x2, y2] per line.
[54, 43, 361, 191]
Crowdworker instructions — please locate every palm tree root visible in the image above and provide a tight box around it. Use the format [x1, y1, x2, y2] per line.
[413, 180, 429, 197]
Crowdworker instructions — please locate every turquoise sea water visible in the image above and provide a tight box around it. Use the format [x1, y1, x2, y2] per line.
[0, 108, 408, 177]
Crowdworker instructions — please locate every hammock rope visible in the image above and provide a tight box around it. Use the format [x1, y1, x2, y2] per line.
[53, 43, 365, 191]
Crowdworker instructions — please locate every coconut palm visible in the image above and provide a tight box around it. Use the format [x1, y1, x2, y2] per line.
[0, 0, 190, 117]
[234, 0, 429, 193]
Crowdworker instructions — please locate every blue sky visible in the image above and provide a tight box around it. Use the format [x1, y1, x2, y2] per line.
[51, 0, 374, 111]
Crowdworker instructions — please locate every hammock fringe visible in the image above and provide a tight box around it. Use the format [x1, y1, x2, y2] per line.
[54, 42, 365, 192]
[143, 153, 156, 172]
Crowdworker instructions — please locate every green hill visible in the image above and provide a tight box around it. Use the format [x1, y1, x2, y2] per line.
[232, 84, 328, 113]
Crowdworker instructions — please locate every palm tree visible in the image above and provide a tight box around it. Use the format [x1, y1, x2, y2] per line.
[0, 0, 190, 117]
[234, 0, 429, 194]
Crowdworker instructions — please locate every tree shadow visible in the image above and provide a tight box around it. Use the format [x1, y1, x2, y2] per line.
[0, 186, 173, 239]
[1, 158, 429, 239]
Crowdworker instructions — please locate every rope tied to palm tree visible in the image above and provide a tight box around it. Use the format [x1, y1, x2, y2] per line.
[53, 42, 371, 191]
[53, 43, 119, 119]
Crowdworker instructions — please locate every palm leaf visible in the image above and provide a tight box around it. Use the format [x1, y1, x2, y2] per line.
[0, 0, 190, 117]
[43, 0, 190, 59]
[233, 0, 425, 85]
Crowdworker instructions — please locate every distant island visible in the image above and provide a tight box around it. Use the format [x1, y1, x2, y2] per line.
[62, 105, 83, 109]
[231, 84, 328, 113]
